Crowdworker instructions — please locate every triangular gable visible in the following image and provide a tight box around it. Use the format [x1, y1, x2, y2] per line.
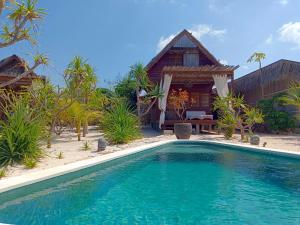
[146, 29, 221, 71]
[173, 35, 197, 48]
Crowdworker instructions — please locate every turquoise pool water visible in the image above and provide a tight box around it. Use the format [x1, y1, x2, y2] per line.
[0, 142, 300, 224]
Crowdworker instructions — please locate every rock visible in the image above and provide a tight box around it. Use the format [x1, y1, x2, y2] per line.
[250, 135, 260, 145]
[97, 137, 107, 151]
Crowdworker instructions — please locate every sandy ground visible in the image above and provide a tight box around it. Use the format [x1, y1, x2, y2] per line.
[2, 127, 300, 178]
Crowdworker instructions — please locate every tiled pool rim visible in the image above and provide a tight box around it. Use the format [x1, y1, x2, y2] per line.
[0, 140, 299, 194]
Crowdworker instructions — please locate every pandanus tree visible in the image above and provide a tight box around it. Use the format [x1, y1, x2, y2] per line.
[247, 52, 266, 99]
[129, 63, 163, 119]
[64, 56, 97, 138]
[0, 0, 47, 88]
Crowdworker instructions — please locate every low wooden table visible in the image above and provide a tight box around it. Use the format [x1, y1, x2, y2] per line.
[163, 120, 217, 134]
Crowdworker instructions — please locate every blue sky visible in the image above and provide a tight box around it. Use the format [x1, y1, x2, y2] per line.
[1, 0, 300, 87]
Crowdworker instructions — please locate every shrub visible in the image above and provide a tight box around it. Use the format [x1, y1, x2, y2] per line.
[81, 141, 91, 151]
[257, 96, 296, 132]
[57, 151, 64, 159]
[24, 157, 38, 169]
[0, 96, 44, 167]
[101, 101, 141, 144]
[217, 113, 236, 139]
[0, 168, 6, 178]
[213, 93, 263, 140]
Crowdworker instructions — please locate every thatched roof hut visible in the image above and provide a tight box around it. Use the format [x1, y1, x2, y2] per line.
[0, 55, 42, 90]
[233, 59, 300, 106]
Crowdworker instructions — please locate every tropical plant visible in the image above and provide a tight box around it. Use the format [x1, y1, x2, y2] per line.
[129, 63, 163, 119]
[0, 0, 45, 48]
[101, 101, 141, 144]
[64, 56, 98, 136]
[0, 93, 44, 167]
[27, 79, 74, 147]
[65, 101, 85, 141]
[168, 88, 194, 120]
[57, 151, 63, 159]
[81, 141, 91, 151]
[257, 95, 297, 132]
[217, 113, 236, 139]
[24, 156, 37, 169]
[114, 74, 137, 109]
[0, 168, 6, 178]
[280, 82, 300, 114]
[213, 93, 264, 140]
[247, 52, 266, 99]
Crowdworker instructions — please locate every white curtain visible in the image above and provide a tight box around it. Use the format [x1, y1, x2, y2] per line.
[158, 74, 173, 129]
[213, 74, 229, 97]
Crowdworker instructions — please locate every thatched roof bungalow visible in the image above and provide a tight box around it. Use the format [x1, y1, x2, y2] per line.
[233, 59, 300, 106]
[146, 29, 238, 131]
[0, 55, 42, 91]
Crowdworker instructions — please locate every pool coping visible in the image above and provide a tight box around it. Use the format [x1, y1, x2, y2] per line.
[0, 139, 299, 194]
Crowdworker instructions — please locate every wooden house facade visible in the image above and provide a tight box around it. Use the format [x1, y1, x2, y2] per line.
[146, 30, 238, 131]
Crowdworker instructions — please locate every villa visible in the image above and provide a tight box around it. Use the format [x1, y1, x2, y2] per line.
[146, 30, 238, 132]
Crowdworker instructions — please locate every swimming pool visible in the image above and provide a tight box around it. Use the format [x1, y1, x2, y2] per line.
[0, 142, 299, 224]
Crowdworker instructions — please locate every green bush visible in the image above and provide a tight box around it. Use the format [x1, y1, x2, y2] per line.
[24, 157, 38, 169]
[257, 95, 296, 132]
[101, 101, 141, 144]
[0, 168, 6, 178]
[0, 97, 44, 167]
[217, 113, 236, 139]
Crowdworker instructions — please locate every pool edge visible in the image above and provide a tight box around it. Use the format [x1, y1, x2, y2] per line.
[0, 140, 174, 194]
[0, 139, 299, 194]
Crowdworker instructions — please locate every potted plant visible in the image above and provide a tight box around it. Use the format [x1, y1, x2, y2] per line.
[168, 89, 193, 139]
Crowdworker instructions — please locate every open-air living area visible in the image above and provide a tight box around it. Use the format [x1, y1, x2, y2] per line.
[0, 0, 300, 224]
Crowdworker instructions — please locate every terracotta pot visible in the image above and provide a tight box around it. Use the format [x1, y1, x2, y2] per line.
[174, 123, 192, 139]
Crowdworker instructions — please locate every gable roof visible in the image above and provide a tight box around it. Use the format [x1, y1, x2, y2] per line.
[146, 29, 221, 71]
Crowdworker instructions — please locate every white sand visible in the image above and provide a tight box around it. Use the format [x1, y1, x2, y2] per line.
[2, 127, 300, 178]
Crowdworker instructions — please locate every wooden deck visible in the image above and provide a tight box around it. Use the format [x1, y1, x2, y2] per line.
[163, 119, 217, 134]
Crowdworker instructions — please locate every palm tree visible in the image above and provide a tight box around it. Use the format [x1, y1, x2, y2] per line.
[81, 63, 97, 136]
[280, 82, 300, 118]
[64, 56, 98, 137]
[247, 52, 266, 99]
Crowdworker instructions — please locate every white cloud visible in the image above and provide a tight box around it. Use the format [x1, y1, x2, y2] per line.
[219, 59, 228, 65]
[276, 0, 289, 6]
[189, 24, 226, 40]
[156, 24, 227, 52]
[278, 22, 300, 49]
[265, 34, 273, 44]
